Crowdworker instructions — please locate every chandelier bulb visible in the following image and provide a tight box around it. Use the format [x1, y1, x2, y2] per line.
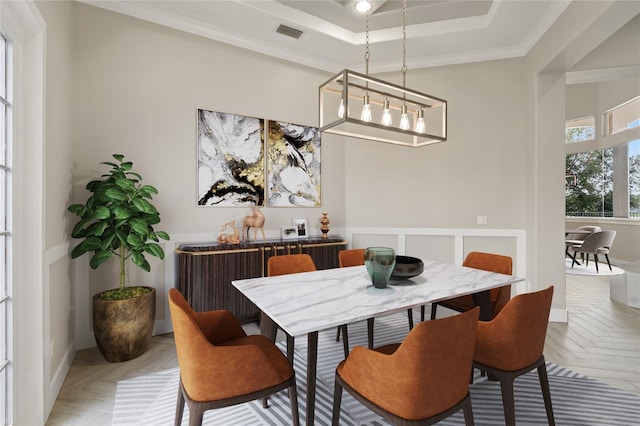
[361, 94, 372, 122]
[399, 104, 410, 130]
[415, 109, 425, 133]
[338, 98, 345, 119]
[381, 99, 392, 126]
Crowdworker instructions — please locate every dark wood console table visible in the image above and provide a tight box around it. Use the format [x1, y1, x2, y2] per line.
[175, 236, 348, 323]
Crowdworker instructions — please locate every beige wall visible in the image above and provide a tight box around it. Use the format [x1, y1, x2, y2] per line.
[344, 58, 527, 229]
[71, 3, 344, 239]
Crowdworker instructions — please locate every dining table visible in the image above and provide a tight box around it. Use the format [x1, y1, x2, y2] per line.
[232, 258, 525, 425]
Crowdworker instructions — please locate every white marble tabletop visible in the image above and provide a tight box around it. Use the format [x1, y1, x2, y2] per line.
[232, 259, 524, 337]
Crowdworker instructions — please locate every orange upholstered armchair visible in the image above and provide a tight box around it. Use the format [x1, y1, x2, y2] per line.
[473, 286, 555, 426]
[337, 248, 415, 350]
[429, 251, 513, 321]
[332, 307, 479, 425]
[168, 288, 299, 426]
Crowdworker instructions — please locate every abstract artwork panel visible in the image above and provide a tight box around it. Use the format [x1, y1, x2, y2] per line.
[197, 109, 265, 206]
[267, 121, 321, 207]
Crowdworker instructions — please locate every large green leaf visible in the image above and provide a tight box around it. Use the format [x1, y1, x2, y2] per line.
[114, 206, 132, 220]
[129, 218, 150, 236]
[132, 198, 155, 214]
[90, 251, 112, 269]
[67, 204, 85, 215]
[115, 178, 136, 191]
[126, 233, 143, 248]
[100, 233, 116, 251]
[156, 231, 170, 241]
[138, 185, 158, 196]
[105, 187, 128, 201]
[93, 221, 108, 237]
[145, 243, 165, 259]
[71, 217, 94, 238]
[70, 236, 101, 259]
[93, 206, 110, 219]
[130, 251, 151, 272]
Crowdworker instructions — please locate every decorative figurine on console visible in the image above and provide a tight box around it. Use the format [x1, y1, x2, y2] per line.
[242, 206, 266, 242]
[217, 220, 240, 244]
[320, 212, 330, 239]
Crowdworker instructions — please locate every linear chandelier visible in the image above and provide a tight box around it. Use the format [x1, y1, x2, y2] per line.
[319, 0, 447, 147]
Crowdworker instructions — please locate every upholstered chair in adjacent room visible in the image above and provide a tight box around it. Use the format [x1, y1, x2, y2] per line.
[332, 307, 479, 426]
[168, 288, 299, 426]
[428, 251, 513, 321]
[568, 230, 617, 273]
[473, 286, 555, 426]
[565, 225, 601, 259]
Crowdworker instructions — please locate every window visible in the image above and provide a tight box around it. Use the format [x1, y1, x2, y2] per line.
[566, 97, 640, 219]
[605, 96, 640, 136]
[565, 116, 595, 144]
[0, 32, 11, 426]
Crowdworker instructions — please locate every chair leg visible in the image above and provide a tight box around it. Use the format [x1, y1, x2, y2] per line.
[187, 402, 205, 426]
[335, 327, 341, 342]
[420, 304, 425, 322]
[289, 382, 300, 426]
[570, 251, 578, 268]
[340, 325, 349, 358]
[605, 254, 613, 271]
[430, 303, 438, 320]
[537, 361, 556, 426]
[462, 394, 475, 426]
[367, 317, 374, 349]
[331, 377, 343, 426]
[498, 376, 517, 426]
[594, 254, 600, 273]
[175, 381, 185, 426]
[407, 308, 414, 330]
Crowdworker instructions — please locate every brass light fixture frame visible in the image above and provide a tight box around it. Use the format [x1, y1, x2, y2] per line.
[319, 69, 447, 147]
[319, 0, 447, 147]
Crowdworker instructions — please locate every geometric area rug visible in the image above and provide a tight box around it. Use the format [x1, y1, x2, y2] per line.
[113, 312, 640, 425]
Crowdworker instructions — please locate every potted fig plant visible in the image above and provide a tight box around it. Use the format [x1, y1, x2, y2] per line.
[68, 154, 170, 362]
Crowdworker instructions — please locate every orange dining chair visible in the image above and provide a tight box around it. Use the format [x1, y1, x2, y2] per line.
[336, 248, 416, 350]
[332, 307, 480, 425]
[428, 251, 513, 321]
[168, 288, 299, 426]
[267, 254, 350, 359]
[473, 286, 555, 426]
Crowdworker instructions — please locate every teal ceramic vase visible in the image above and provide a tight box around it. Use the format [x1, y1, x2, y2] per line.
[364, 247, 396, 289]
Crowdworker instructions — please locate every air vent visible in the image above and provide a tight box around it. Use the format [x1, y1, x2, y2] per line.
[276, 24, 303, 39]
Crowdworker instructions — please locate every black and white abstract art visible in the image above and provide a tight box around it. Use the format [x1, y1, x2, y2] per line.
[267, 121, 321, 207]
[197, 109, 265, 206]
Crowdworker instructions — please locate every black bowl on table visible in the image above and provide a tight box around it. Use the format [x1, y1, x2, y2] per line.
[391, 255, 424, 280]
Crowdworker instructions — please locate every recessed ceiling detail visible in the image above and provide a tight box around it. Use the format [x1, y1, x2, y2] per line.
[80, 0, 570, 73]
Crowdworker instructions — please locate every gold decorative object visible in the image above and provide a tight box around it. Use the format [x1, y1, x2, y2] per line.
[320, 212, 330, 239]
[242, 207, 266, 241]
[217, 220, 240, 244]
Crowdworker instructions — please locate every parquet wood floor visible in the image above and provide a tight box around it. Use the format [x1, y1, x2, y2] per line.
[45, 274, 639, 425]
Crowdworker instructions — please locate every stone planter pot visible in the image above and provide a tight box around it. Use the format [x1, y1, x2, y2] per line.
[92, 287, 156, 362]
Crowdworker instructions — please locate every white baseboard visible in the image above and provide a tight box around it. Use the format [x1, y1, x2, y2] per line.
[549, 307, 568, 323]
